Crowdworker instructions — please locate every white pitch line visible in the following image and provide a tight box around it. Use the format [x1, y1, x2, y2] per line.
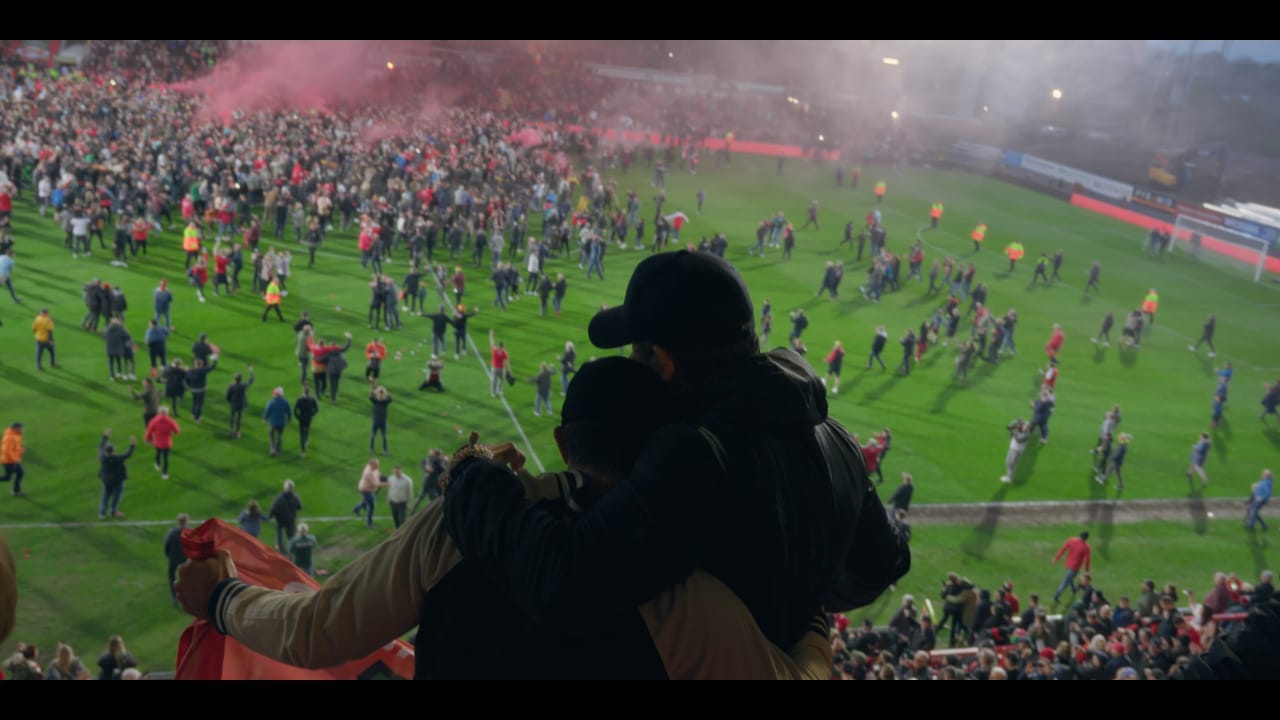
[429, 276, 546, 473]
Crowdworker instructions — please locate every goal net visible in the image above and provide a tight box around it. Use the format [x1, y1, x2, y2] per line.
[1167, 214, 1275, 283]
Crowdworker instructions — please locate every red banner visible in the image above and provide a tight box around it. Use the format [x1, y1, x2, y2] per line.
[173, 519, 414, 680]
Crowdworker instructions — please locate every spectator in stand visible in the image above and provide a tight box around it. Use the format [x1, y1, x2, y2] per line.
[97, 635, 137, 681]
[44, 642, 89, 680]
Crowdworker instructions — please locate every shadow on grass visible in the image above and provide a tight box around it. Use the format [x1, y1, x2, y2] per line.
[5, 365, 116, 413]
[1213, 426, 1230, 462]
[1186, 483, 1209, 536]
[1213, 417, 1233, 442]
[1093, 346, 1107, 365]
[862, 374, 904, 404]
[1245, 527, 1270, 576]
[1118, 346, 1139, 368]
[903, 293, 939, 310]
[1085, 499, 1115, 560]
[931, 363, 994, 414]
[1197, 354, 1217, 378]
[961, 486, 1010, 559]
[1012, 441, 1043, 487]
[1263, 427, 1280, 450]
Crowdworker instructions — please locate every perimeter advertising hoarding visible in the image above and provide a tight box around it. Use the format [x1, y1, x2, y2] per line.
[1003, 151, 1135, 202]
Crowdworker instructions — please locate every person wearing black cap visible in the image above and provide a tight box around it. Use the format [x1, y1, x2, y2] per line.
[177, 356, 832, 679]
[442, 249, 910, 657]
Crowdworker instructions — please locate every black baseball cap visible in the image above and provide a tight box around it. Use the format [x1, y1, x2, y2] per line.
[588, 250, 754, 351]
[560, 356, 673, 431]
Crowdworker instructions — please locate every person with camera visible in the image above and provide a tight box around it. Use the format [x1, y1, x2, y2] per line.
[1001, 418, 1032, 484]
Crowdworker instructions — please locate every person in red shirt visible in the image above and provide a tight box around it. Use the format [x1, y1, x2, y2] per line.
[365, 338, 387, 381]
[861, 437, 882, 485]
[1052, 531, 1092, 603]
[1045, 323, 1064, 365]
[213, 248, 232, 296]
[488, 329, 510, 398]
[190, 254, 209, 303]
[1040, 363, 1060, 391]
[452, 266, 466, 307]
[131, 217, 150, 257]
[144, 406, 181, 480]
[0, 184, 13, 225]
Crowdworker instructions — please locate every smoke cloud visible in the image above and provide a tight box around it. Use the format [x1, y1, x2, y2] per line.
[170, 40, 421, 122]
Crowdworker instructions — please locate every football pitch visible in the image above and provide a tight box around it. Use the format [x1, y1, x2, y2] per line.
[2, 155, 1278, 670]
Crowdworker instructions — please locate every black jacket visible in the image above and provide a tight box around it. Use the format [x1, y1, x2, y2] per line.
[225, 373, 255, 410]
[294, 395, 319, 424]
[162, 366, 187, 397]
[443, 348, 909, 649]
[268, 491, 302, 526]
[417, 475, 667, 679]
[424, 311, 450, 337]
[98, 435, 135, 489]
[888, 482, 914, 512]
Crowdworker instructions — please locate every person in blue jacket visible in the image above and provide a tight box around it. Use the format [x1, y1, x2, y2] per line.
[263, 387, 292, 457]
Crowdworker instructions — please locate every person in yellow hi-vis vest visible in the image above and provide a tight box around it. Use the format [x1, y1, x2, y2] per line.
[182, 222, 202, 270]
[930, 202, 944, 230]
[874, 180, 887, 205]
[1004, 241, 1025, 272]
[1141, 289, 1159, 331]
[262, 278, 284, 323]
[971, 223, 987, 252]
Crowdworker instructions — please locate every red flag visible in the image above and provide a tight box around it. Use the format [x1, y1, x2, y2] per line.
[173, 519, 414, 680]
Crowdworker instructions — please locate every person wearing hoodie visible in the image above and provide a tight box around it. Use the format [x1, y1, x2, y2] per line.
[97, 429, 136, 520]
[225, 366, 256, 439]
[144, 407, 181, 480]
[262, 387, 292, 457]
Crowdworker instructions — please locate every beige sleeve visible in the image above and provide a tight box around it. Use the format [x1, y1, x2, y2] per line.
[222, 501, 460, 669]
[0, 533, 15, 647]
[638, 570, 832, 680]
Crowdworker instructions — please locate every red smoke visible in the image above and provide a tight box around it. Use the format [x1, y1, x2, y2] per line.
[170, 40, 424, 122]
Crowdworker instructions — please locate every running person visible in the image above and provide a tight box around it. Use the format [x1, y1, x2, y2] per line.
[1083, 262, 1101, 296]
[1189, 313, 1217, 357]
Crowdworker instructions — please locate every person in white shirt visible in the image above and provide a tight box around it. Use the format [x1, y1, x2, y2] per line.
[71, 211, 92, 258]
[37, 176, 52, 217]
[386, 466, 414, 529]
[526, 250, 541, 295]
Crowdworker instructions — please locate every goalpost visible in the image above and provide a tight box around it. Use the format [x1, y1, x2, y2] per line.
[1168, 214, 1275, 283]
